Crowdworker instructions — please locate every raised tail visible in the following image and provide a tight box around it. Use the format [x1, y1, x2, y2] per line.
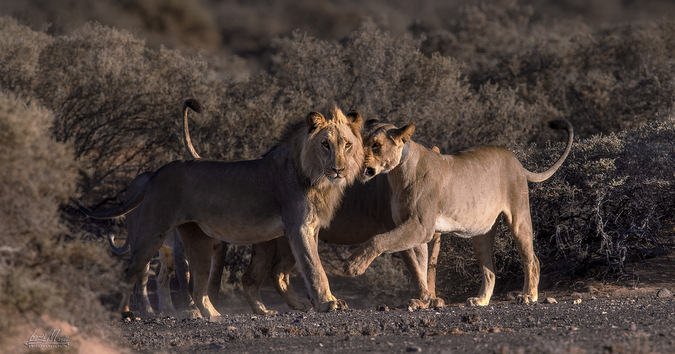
[182, 99, 202, 159]
[525, 119, 574, 183]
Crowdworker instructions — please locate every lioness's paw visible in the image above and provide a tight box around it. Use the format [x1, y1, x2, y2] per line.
[465, 297, 489, 307]
[343, 252, 372, 277]
[179, 308, 202, 319]
[288, 299, 312, 312]
[316, 299, 349, 312]
[405, 298, 428, 310]
[516, 294, 537, 305]
[429, 297, 446, 308]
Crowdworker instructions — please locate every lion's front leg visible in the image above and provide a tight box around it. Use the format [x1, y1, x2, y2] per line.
[287, 223, 347, 312]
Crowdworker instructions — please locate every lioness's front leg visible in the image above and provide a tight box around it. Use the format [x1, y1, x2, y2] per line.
[344, 217, 434, 277]
[286, 222, 346, 312]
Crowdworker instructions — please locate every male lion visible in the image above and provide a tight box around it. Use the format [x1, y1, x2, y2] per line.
[344, 119, 573, 306]
[181, 102, 443, 315]
[80, 102, 364, 316]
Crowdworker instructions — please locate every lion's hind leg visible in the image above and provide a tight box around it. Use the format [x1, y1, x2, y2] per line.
[177, 223, 221, 317]
[466, 225, 497, 307]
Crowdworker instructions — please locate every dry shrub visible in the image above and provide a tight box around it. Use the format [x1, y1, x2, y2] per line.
[0, 92, 122, 344]
[33, 22, 223, 206]
[0, 17, 53, 97]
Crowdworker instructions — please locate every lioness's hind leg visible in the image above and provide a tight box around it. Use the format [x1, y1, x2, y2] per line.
[506, 205, 539, 304]
[466, 226, 497, 307]
[401, 244, 430, 309]
[242, 240, 279, 315]
[427, 232, 445, 307]
[272, 237, 311, 312]
[156, 244, 177, 315]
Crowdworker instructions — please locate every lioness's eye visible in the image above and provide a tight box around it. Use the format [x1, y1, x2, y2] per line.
[322, 141, 330, 150]
[345, 142, 352, 150]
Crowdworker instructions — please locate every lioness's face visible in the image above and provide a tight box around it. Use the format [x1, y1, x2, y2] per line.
[302, 108, 364, 186]
[360, 120, 415, 181]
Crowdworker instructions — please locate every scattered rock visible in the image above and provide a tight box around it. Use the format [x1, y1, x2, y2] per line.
[543, 297, 558, 304]
[377, 305, 390, 312]
[586, 286, 599, 294]
[573, 299, 582, 305]
[462, 313, 480, 324]
[656, 288, 672, 298]
[406, 346, 422, 352]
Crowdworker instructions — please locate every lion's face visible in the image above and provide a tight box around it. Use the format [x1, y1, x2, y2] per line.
[301, 107, 364, 188]
[360, 119, 415, 181]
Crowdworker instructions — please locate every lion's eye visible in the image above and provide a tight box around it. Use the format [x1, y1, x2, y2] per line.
[345, 142, 352, 150]
[372, 142, 381, 150]
[322, 141, 330, 150]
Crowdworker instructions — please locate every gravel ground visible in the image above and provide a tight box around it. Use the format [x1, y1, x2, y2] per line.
[111, 288, 674, 353]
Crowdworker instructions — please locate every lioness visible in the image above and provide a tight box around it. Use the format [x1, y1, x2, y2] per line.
[80, 103, 364, 315]
[181, 102, 443, 315]
[344, 119, 573, 306]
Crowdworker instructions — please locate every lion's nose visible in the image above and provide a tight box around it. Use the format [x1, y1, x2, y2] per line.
[332, 167, 345, 176]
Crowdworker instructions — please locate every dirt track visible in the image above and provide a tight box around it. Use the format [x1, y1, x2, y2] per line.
[112, 285, 674, 353]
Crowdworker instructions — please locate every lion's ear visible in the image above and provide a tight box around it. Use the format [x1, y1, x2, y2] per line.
[346, 110, 363, 133]
[306, 111, 327, 133]
[389, 124, 415, 145]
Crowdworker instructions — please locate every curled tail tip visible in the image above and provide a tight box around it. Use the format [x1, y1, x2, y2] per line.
[183, 99, 202, 114]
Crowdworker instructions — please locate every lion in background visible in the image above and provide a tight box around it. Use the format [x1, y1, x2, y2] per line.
[344, 118, 573, 306]
[79, 101, 364, 316]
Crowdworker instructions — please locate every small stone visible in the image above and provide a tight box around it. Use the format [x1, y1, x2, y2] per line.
[656, 288, 672, 298]
[450, 327, 463, 334]
[462, 313, 480, 324]
[586, 286, 599, 294]
[406, 346, 422, 352]
[573, 299, 582, 305]
[543, 297, 558, 304]
[377, 305, 390, 312]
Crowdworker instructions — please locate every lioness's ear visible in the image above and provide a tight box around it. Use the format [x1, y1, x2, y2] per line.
[346, 109, 363, 134]
[389, 124, 415, 145]
[306, 111, 326, 133]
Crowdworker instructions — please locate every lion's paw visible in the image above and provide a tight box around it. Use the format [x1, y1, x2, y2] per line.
[465, 297, 489, 307]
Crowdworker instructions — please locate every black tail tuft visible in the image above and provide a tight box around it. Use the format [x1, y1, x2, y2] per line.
[548, 119, 570, 131]
[183, 99, 202, 114]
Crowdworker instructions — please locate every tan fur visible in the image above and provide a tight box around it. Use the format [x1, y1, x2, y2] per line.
[80, 101, 364, 316]
[345, 119, 573, 306]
